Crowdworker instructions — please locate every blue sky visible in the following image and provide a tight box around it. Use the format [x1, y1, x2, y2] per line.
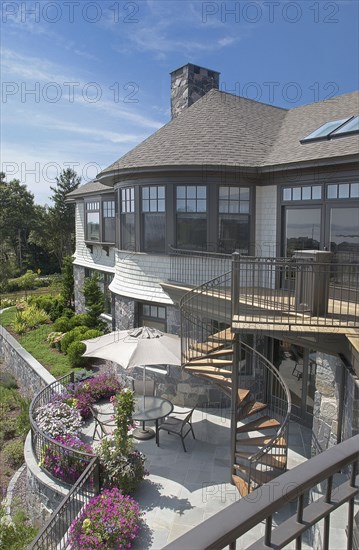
[1, 0, 358, 204]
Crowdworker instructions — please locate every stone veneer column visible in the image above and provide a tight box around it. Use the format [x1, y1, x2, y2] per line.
[166, 305, 181, 335]
[73, 265, 86, 314]
[113, 295, 136, 330]
[312, 352, 359, 455]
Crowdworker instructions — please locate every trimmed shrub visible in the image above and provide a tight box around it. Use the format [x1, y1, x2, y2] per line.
[67, 341, 87, 368]
[53, 316, 72, 332]
[69, 313, 92, 329]
[81, 329, 103, 341]
[49, 296, 66, 322]
[62, 307, 75, 319]
[60, 325, 89, 354]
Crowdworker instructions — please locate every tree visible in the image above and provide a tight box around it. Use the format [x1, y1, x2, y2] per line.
[61, 256, 75, 308]
[83, 274, 105, 327]
[0, 173, 36, 271]
[48, 168, 81, 266]
[29, 169, 81, 270]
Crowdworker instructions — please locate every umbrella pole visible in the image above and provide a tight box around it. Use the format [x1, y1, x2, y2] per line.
[143, 365, 146, 408]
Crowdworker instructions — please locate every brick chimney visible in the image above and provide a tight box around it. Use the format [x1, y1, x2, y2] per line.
[170, 63, 220, 119]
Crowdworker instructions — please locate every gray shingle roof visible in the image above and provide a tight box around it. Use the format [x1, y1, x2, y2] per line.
[264, 91, 359, 166]
[66, 179, 113, 198]
[100, 90, 287, 175]
[100, 89, 358, 178]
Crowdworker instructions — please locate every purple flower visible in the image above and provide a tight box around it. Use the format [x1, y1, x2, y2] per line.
[68, 488, 142, 550]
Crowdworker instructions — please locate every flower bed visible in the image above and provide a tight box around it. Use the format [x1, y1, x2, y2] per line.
[35, 401, 83, 437]
[61, 372, 123, 419]
[68, 487, 142, 550]
[40, 434, 94, 483]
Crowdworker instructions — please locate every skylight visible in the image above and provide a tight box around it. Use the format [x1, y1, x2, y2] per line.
[300, 116, 358, 143]
[331, 115, 359, 137]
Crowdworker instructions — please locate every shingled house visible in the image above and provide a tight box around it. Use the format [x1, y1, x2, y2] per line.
[67, 64, 359, 463]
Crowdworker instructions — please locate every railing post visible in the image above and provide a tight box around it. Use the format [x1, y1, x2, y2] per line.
[230, 252, 241, 487]
[231, 251, 240, 318]
[347, 460, 357, 550]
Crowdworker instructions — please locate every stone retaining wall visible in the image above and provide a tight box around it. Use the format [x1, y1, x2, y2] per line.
[0, 323, 55, 399]
[0, 321, 65, 524]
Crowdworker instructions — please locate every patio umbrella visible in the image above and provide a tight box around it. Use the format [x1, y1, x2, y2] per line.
[82, 326, 181, 397]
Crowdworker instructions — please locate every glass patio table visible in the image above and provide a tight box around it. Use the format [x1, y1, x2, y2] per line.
[133, 396, 173, 445]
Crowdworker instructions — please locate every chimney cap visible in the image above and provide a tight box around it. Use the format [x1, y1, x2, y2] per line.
[170, 63, 220, 77]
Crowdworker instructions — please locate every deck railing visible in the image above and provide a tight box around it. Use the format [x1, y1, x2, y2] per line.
[232, 253, 359, 330]
[171, 248, 358, 330]
[162, 434, 359, 550]
[28, 456, 100, 550]
[169, 245, 231, 287]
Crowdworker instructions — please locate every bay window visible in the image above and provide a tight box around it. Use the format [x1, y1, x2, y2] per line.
[86, 201, 100, 241]
[85, 198, 115, 243]
[176, 186, 207, 250]
[142, 186, 166, 253]
[120, 187, 135, 250]
[218, 186, 250, 253]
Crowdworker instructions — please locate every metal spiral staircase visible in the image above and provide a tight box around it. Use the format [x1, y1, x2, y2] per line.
[180, 270, 292, 497]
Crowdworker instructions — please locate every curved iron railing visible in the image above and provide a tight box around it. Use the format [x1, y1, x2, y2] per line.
[29, 373, 94, 485]
[180, 269, 291, 492]
[236, 341, 291, 493]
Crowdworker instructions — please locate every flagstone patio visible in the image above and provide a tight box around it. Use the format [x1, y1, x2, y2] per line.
[82, 406, 313, 549]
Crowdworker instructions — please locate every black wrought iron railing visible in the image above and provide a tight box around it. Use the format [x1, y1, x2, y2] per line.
[29, 374, 94, 485]
[231, 254, 359, 330]
[181, 270, 233, 363]
[169, 245, 232, 287]
[236, 341, 291, 493]
[29, 456, 100, 550]
[180, 270, 291, 493]
[162, 434, 359, 550]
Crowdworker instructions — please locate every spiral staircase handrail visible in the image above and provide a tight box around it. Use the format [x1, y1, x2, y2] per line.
[179, 267, 292, 492]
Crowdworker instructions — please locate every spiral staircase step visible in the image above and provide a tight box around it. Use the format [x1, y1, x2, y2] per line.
[199, 348, 234, 359]
[232, 474, 251, 497]
[237, 400, 268, 420]
[184, 358, 233, 366]
[233, 463, 277, 485]
[189, 341, 224, 353]
[207, 327, 234, 342]
[236, 416, 281, 434]
[236, 436, 287, 447]
[235, 451, 287, 469]
[184, 366, 232, 376]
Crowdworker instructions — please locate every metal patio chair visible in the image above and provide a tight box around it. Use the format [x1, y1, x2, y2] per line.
[89, 405, 115, 441]
[157, 406, 196, 452]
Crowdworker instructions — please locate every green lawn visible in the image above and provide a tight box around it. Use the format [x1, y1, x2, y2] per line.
[0, 308, 73, 378]
[0, 307, 16, 326]
[0, 286, 56, 305]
